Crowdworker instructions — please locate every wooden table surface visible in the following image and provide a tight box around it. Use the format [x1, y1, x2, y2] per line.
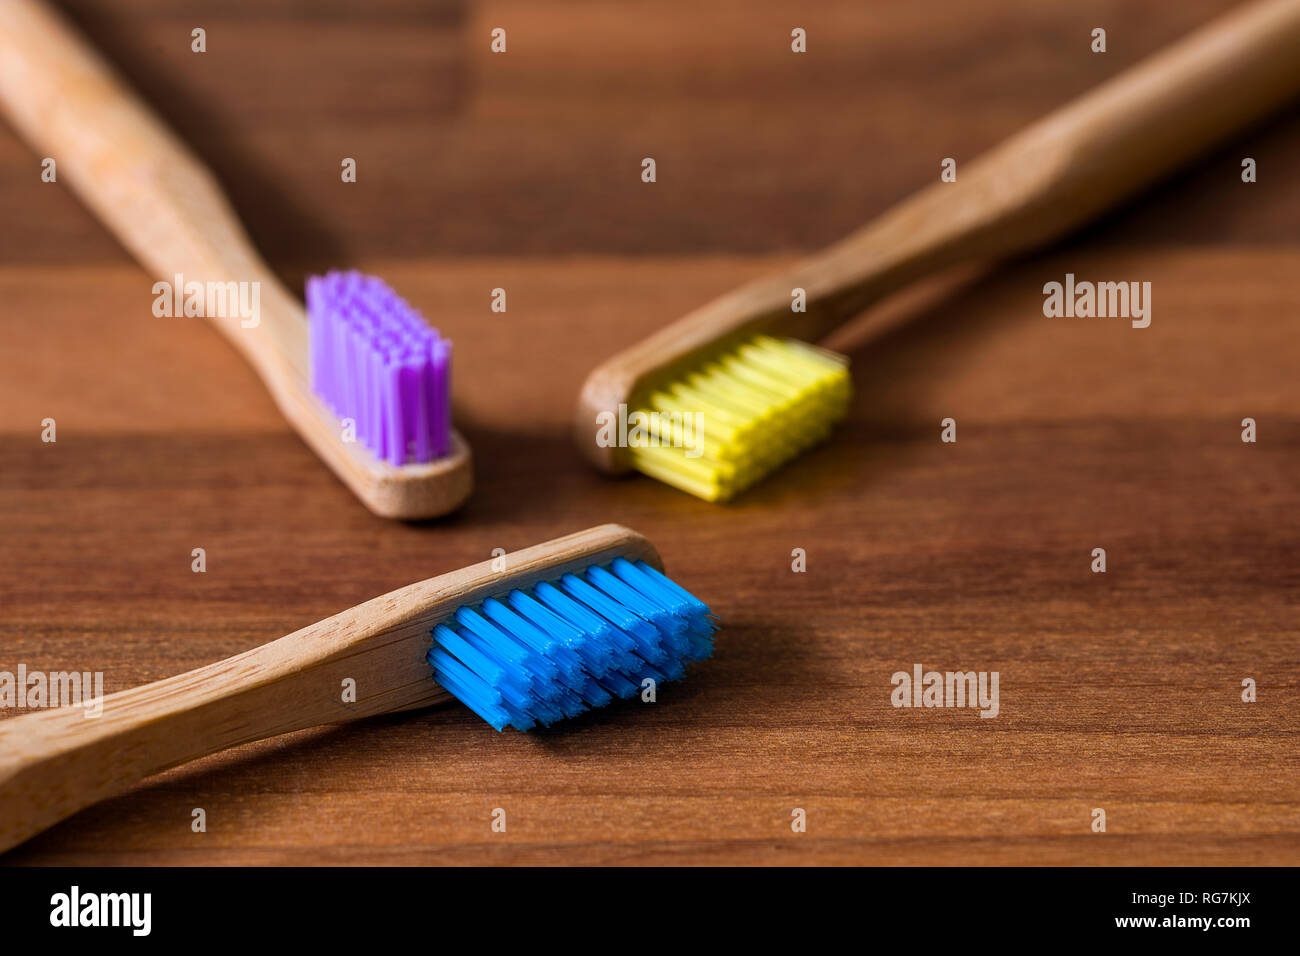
[1, 0, 1297, 865]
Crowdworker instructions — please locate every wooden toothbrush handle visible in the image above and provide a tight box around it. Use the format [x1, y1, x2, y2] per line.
[0, 523, 660, 853]
[0, 0, 306, 382]
[600, 0, 1300, 385]
[786, 0, 1300, 339]
[0, 0, 480, 522]
[0, 612, 447, 855]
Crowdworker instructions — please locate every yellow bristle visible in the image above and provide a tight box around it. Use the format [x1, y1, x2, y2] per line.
[627, 334, 851, 501]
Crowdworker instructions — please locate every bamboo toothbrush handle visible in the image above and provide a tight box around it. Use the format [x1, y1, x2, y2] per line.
[0, 523, 659, 853]
[0, 607, 446, 855]
[0, 0, 304, 381]
[606, 0, 1300, 374]
[0, 0, 476, 520]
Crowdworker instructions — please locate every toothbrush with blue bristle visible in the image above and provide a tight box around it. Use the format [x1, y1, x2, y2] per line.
[0, 0, 472, 518]
[0, 525, 717, 851]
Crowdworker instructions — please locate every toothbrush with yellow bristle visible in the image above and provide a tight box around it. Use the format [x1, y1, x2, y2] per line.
[0, 0, 471, 519]
[576, 0, 1300, 501]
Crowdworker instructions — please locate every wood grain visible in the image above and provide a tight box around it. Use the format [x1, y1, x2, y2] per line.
[577, 0, 1300, 473]
[0, 0, 1297, 865]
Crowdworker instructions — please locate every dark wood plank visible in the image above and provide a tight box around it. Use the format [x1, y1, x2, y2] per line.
[2, 0, 1298, 267]
[0, 0, 1296, 865]
[1, 246, 1297, 864]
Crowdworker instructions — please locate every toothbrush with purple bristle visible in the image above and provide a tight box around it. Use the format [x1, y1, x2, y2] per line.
[0, 0, 472, 518]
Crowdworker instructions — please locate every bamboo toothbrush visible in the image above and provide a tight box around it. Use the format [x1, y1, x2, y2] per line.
[576, 0, 1300, 501]
[0, 0, 471, 519]
[0, 525, 716, 853]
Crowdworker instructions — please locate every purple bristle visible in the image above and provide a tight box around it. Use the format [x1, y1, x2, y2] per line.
[306, 271, 452, 466]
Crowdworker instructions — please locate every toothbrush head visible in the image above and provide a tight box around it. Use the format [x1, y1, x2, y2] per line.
[428, 556, 716, 731]
[579, 330, 851, 502]
[304, 270, 472, 518]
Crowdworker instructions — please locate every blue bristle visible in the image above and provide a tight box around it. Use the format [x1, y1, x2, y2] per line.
[533, 581, 641, 660]
[426, 559, 715, 731]
[481, 598, 586, 680]
[594, 669, 639, 699]
[429, 649, 517, 731]
[505, 590, 611, 672]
